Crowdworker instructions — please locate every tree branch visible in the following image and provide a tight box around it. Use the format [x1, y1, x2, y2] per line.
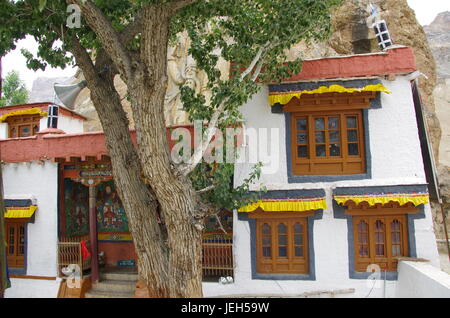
[197, 184, 216, 194]
[66, 0, 133, 81]
[171, 0, 198, 11]
[179, 98, 228, 176]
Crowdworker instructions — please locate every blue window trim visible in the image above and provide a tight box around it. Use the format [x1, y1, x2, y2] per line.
[332, 185, 427, 281]
[238, 208, 323, 281]
[286, 109, 372, 183]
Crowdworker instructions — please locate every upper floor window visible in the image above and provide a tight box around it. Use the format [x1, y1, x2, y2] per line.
[7, 114, 41, 138]
[290, 110, 366, 176]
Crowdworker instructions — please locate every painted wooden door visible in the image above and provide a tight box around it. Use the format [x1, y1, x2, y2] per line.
[6, 221, 26, 268]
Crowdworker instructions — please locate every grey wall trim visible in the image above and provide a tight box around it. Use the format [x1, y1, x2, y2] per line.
[270, 79, 383, 113]
[286, 109, 372, 183]
[251, 189, 326, 200]
[238, 211, 323, 281]
[333, 184, 429, 196]
[332, 186, 426, 281]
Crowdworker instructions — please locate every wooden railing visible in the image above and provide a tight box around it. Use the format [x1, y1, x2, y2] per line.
[202, 237, 233, 278]
[57, 236, 91, 278]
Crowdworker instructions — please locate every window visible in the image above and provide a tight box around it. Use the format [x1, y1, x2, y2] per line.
[47, 104, 59, 129]
[5, 220, 26, 269]
[7, 114, 41, 138]
[254, 214, 309, 274]
[353, 215, 408, 272]
[291, 110, 366, 175]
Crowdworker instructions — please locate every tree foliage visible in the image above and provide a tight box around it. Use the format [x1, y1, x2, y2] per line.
[0, 0, 341, 297]
[0, 70, 29, 107]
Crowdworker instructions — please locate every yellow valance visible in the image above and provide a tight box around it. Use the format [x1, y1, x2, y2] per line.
[334, 193, 429, 207]
[269, 84, 391, 106]
[0, 108, 48, 122]
[5, 206, 37, 219]
[238, 198, 327, 213]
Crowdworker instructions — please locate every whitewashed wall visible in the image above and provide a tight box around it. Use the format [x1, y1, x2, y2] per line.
[0, 123, 8, 139]
[3, 161, 60, 298]
[396, 261, 450, 298]
[218, 76, 441, 298]
[39, 114, 84, 134]
[234, 77, 427, 190]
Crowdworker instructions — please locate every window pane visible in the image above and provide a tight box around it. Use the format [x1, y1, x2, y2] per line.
[328, 117, 339, 129]
[295, 247, 303, 257]
[315, 131, 325, 143]
[294, 223, 303, 234]
[330, 144, 341, 157]
[294, 234, 303, 245]
[347, 116, 357, 129]
[329, 131, 340, 143]
[279, 235, 287, 246]
[359, 233, 368, 244]
[278, 223, 287, 234]
[297, 119, 307, 131]
[348, 143, 359, 156]
[359, 246, 369, 257]
[376, 244, 385, 256]
[315, 118, 325, 130]
[348, 130, 358, 142]
[262, 237, 271, 245]
[297, 132, 308, 145]
[391, 220, 401, 231]
[263, 247, 271, 257]
[262, 224, 271, 235]
[279, 247, 287, 257]
[316, 145, 326, 157]
[298, 146, 308, 158]
[392, 245, 401, 257]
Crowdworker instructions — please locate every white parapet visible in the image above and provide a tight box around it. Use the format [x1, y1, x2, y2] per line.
[396, 261, 450, 298]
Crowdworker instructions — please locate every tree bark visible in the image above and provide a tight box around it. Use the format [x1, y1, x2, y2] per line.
[128, 4, 204, 298]
[68, 2, 205, 297]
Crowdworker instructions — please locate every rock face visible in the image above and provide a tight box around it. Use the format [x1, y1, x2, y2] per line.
[424, 11, 450, 232]
[29, 77, 74, 104]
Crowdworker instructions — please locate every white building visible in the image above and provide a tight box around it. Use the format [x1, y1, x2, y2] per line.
[204, 47, 442, 298]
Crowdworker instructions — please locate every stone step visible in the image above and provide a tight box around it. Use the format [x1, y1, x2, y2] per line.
[100, 271, 138, 282]
[85, 289, 135, 299]
[93, 280, 136, 294]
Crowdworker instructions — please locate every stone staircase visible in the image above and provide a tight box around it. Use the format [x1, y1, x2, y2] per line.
[85, 267, 138, 298]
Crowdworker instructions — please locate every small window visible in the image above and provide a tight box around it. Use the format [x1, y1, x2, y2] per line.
[353, 215, 408, 272]
[7, 114, 41, 138]
[291, 111, 366, 176]
[256, 216, 308, 274]
[47, 105, 59, 129]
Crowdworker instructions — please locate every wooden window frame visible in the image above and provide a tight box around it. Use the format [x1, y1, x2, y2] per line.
[283, 91, 375, 176]
[290, 110, 366, 176]
[347, 205, 413, 272]
[250, 211, 312, 275]
[5, 219, 27, 269]
[6, 114, 41, 138]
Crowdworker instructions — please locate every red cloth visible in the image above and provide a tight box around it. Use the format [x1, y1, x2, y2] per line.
[80, 240, 91, 260]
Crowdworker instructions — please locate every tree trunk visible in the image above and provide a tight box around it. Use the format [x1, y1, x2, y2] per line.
[128, 5, 204, 297]
[80, 59, 172, 296]
[0, 156, 7, 298]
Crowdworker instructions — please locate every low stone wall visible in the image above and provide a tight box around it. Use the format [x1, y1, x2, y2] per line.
[396, 261, 450, 298]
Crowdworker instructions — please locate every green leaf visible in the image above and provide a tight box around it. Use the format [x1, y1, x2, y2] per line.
[38, 0, 47, 12]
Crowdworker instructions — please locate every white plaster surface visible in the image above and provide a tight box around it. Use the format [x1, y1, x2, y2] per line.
[3, 161, 60, 298]
[39, 113, 84, 134]
[4, 278, 62, 298]
[0, 122, 9, 139]
[395, 261, 450, 298]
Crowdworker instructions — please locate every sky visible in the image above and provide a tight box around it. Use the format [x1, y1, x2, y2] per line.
[1, 1, 450, 91]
